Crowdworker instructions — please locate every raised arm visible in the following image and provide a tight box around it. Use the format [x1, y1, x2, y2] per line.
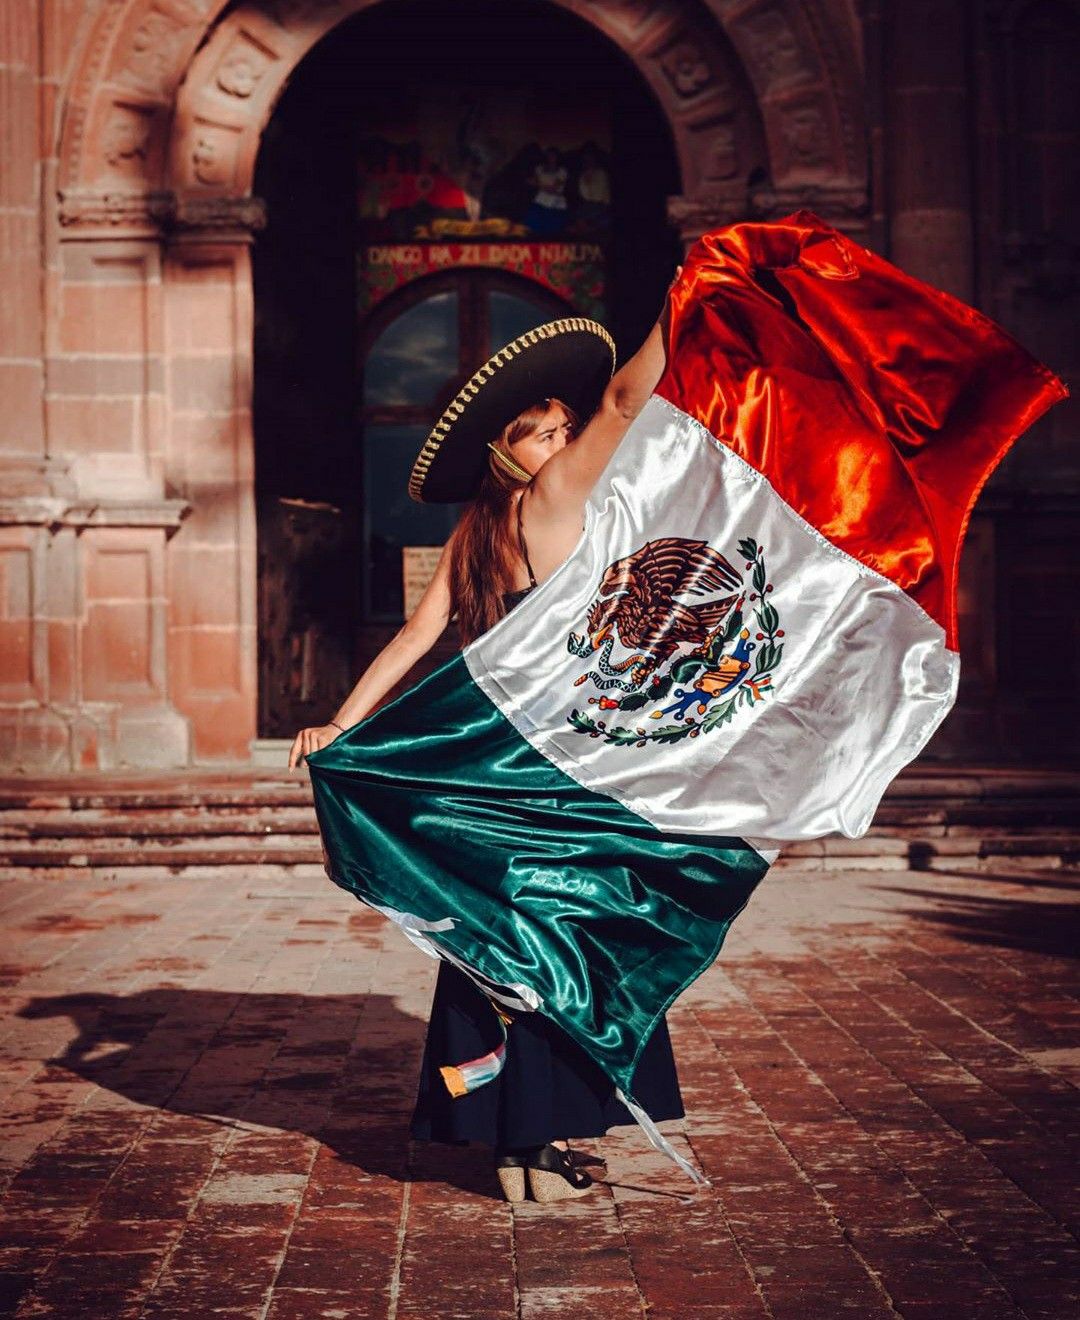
[287, 530, 455, 769]
[531, 268, 679, 509]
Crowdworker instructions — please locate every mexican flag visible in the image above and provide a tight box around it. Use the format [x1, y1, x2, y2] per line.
[307, 213, 1066, 1180]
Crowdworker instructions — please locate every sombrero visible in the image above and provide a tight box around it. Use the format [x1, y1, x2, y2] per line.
[407, 317, 616, 503]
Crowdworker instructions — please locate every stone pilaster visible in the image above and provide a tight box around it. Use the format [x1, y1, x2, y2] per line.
[163, 224, 258, 762]
[883, 0, 974, 301]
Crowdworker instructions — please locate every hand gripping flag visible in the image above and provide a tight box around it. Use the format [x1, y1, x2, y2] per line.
[307, 212, 1067, 1182]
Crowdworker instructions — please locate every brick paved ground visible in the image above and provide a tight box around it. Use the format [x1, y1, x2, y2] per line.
[0, 861, 1076, 1319]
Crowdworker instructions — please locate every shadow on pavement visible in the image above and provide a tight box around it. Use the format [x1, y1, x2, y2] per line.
[871, 869, 1080, 958]
[17, 988, 507, 1200]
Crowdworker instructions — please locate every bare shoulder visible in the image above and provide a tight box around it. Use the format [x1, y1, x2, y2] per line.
[525, 462, 587, 532]
[517, 474, 587, 580]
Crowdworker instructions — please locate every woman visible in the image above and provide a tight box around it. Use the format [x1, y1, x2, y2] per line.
[289, 272, 681, 1202]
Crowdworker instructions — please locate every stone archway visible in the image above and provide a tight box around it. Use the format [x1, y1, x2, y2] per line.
[58, 0, 866, 238]
[38, 0, 866, 768]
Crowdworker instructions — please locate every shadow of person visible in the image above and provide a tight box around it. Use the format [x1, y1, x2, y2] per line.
[871, 869, 1080, 959]
[16, 987, 502, 1201]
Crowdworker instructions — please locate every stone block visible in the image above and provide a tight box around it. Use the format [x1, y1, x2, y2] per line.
[0, 362, 45, 453]
[167, 258, 240, 354]
[84, 537, 151, 601]
[84, 598, 155, 695]
[0, 65, 37, 205]
[113, 705, 190, 770]
[0, 707, 69, 773]
[61, 241, 160, 284]
[187, 690, 255, 763]
[58, 283, 153, 356]
[188, 501, 246, 557]
[781, 840, 824, 856]
[0, 540, 34, 698]
[169, 354, 239, 414]
[175, 627, 243, 695]
[45, 396, 139, 456]
[46, 355, 164, 398]
[0, 214, 43, 355]
[79, 530, 167, 706]
[47, 618, 76, 704]
[168, 545, 241, 630]
[821, 836, 909, 856]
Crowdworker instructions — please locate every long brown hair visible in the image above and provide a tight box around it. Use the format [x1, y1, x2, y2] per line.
[449, 397, 579, 645]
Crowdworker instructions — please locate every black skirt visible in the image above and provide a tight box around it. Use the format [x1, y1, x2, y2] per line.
[409, 960, 685, 1149]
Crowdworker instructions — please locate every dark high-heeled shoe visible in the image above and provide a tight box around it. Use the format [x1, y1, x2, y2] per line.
[525, 1143, 595, 1203]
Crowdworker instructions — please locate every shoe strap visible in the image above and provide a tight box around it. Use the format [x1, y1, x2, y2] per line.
[531, 1143, 591, 1186]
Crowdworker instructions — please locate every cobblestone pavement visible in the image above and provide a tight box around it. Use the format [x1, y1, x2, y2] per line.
[0, 862, 1077, 1319]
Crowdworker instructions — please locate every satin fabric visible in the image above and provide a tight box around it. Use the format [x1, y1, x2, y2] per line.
[306, 653, 767, 1099]
[466, 393, 959, 849]
[659, 211, 1067, 646]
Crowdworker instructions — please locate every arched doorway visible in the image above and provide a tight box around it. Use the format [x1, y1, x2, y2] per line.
[252, 0, 681, 737]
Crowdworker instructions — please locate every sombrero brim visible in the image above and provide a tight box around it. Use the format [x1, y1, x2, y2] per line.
[408, 317, 616, 503]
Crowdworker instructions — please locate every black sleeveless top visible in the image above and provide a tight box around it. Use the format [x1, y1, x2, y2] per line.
[500, 494, 538, 613]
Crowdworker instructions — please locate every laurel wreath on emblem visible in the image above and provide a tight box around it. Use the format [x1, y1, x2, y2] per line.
[566, 536, 784, 747]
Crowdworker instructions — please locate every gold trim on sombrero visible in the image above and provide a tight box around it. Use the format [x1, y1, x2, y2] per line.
[487, 442, 533, 482]
[407, 316, 616, 502]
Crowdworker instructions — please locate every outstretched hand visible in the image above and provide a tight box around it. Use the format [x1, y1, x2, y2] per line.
[288, 723, 342, 770]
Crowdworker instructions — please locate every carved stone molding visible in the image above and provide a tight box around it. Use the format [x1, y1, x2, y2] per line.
[749, 181, 871, 233]
[171, 193, 268, 235]
[64, 499, 192, 532]
[667, 187, 751, 242]
[0, 497, 191, 533]
[58, 188, 175, 235]
[0, 498, 68, 528]
[57, 188, 266, 238]
[669, 178, 871, 244]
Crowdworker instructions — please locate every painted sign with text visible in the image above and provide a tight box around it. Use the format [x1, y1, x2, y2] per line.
[356, 85, 610, 318]
[359, 241, 605, 319]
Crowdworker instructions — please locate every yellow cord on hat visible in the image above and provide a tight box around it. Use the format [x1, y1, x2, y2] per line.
[487, 442, 533, 483]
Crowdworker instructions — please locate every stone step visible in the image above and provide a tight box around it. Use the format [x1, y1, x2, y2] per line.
[0, 783, 313, 812]
[0, 840, 324, 869]
[1, 767, 1078, 812]
[1, 768, 1077, 873]
[5, 799, 1076, 839]
[872, 800, 1080, 828]
[910, 834, 1080, 862]
[2, 787, 1077, 821]
[3, 832, 1078, 872]
[0, 808, 317, 840]
[882, 770, 1080, 799]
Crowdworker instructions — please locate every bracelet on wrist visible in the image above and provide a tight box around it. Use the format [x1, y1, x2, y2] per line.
[328, 719, 346, 733]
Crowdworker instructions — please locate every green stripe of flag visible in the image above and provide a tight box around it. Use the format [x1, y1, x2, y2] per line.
[307, 651, 769, 1097]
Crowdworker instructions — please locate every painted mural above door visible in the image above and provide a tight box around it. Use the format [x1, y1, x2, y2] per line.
[355, 84, 611, 319]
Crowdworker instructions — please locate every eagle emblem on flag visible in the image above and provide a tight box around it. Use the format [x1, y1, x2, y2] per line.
[567, 535, 785, 746]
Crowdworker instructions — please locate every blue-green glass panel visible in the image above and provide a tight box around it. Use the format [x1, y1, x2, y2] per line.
[363, 423, 462, 619]
[488, 289, 553, 354]
[365, 291, 459, 408]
